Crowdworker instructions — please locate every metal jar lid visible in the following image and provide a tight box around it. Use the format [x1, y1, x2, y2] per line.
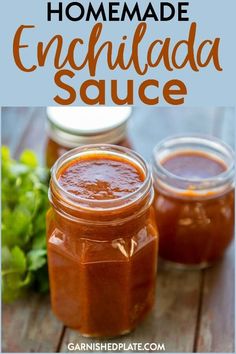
[46, 107, 132, 148]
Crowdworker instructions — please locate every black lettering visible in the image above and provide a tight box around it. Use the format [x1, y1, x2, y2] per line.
[109, 2, 120, 21]
[66, 2, 84, 21]
[160, 2, 175, 21]
[47, 2, 63, 21]
[121, 2, 141, 21]
[178, 2, 189, 21]
[86, 2, 106, 21]
[142, 3, 159, 21]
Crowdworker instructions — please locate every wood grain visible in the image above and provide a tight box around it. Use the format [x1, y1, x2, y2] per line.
[1, 108, 235, 353]
[2, 294, 63, 353]
[60, 268, 202, 353]
[2, 108, 64, 353]
[196, 244, 235, 353]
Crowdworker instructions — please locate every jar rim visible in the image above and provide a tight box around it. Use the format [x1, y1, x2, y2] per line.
[50, 144, 152, 211]
[152, 134, 235, 192]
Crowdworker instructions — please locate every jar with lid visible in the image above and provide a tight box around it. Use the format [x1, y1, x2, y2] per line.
[45, 107, 132, 168]
[47, 144, 158, 337]
[152, 135, 235, 269]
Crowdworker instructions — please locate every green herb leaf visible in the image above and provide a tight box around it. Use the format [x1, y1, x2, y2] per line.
[20, 150, 38, 168]
[27, 249, 47, 271]
[1, 147, 50, 303]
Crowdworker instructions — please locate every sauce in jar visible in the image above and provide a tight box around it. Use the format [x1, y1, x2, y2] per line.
[152, 135, 235, 269]
[47, 145, 158, 337]
[58, 156, 144, 199]
[45, 107, 132, 168]
[162, 151, 226, 179]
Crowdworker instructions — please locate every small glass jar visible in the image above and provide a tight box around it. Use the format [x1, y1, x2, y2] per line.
[47, 145, 158, 337]
[45, 107, 132, 168]
[152, 135, 235, 269]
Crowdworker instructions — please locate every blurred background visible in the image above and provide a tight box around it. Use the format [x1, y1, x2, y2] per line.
[1, 107, 235, 353]
[1, 106, 235, 164]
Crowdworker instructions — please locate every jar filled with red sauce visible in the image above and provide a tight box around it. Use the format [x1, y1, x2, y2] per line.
[45, 107, 132, 168]
[152, 135, 235, 269]
[47, 144, 158, 337]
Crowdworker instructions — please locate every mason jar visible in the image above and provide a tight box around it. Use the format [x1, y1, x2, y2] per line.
[45, 107, 132, 168]
[152, 135, 235, 269]
[47, 144, 158, 337]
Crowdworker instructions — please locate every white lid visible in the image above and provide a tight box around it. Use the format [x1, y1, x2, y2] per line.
[46, 107, 132, 135]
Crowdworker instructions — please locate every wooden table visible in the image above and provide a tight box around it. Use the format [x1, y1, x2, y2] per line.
[2, 107, 235, 353]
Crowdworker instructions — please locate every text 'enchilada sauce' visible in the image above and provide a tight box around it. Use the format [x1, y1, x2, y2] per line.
[154, 150, 234, 266]
[47, 147, 158, 337]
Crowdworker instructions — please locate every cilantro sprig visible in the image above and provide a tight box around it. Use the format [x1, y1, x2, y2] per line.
[2, 146, 50, 302]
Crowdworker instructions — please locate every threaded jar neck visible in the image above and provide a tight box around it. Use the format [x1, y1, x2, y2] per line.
[152, 135, 235, 199]
[49, 144, 154, 224]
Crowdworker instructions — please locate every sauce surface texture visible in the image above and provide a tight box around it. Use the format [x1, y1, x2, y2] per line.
[48, 150, 157, 337]
[162, 151, 226, 179]
[58, 154, 144, 200]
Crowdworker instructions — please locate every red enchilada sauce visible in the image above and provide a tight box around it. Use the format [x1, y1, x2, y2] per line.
[47, 145, 158, 337]
[58, 156, 144, 199]
[45, 107, 132, 168]
[162, 151, 226, 179]
[46, 136, 131, 168]
[153, 136, 235, 268]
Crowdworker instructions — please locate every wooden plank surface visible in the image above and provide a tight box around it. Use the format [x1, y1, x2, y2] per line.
[2, 294, 63, 353]
[61, 269, 201, 353]
[1, 108, 64, 353]
[1, 107, 235, 353]
[196, 244, 235, 353]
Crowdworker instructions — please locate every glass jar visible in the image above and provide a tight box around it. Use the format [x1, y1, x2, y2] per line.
[152, 135, 235, 269]
[45, 107, 132, 167]
[47, 145, 158, 337]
